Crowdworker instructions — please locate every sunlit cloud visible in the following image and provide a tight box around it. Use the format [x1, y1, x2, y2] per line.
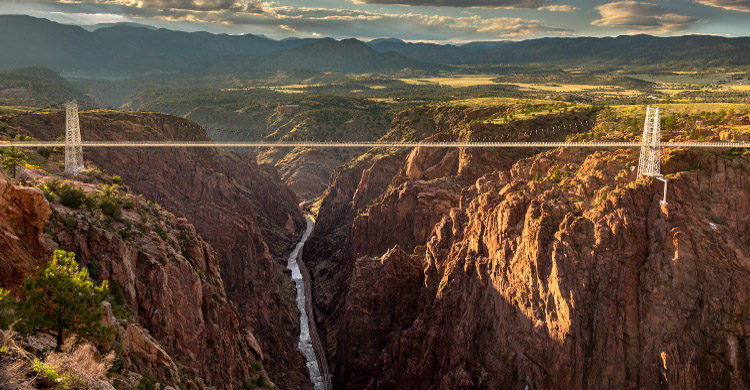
[592, 1, 698, 33]
[538, 4, 576, 12]
[694, 0, 750, 12]
[350, 0, 543, 8]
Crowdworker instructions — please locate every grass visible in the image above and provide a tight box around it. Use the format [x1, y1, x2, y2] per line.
[398, 75, 500, 88]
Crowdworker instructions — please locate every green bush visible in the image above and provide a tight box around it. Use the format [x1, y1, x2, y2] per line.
[111, 175, 123, 185]
[0, 288, 14, 329]
[84, 192, 99, 209]
[37, 147, 53, 159]
[57, 184, 86, 209]
[42, 188, 56, 203]
[134, 374, 160, 390]
[109, 280, 126, 307]
[549, 169, 563, 184]
[64, 215, 77, 231]
[99, 197, 122, 220]
[122, 199, 135, 210]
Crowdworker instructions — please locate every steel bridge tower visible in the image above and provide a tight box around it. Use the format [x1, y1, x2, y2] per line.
[637, 106, 668, 204]
[65, 100, 84, 176]
[637, 106, 661, 177]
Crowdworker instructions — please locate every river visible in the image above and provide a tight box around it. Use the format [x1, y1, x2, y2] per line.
[286, 216, 327, 390]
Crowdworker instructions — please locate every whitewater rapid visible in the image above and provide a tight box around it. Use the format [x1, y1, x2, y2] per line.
[286, 216, 325, 390]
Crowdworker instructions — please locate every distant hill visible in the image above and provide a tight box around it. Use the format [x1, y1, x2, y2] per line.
[82, 22, 158, 31]
[366, 39, 469, 65]
[0, 15, 309, 77]
[0, 66, 93, 106]
[210, 38, 440, 74]
[1, 15, 749, 77]
[366, 34, 750, 67]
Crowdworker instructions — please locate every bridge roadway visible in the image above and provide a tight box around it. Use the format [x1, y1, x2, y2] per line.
[0, 141, 748, 148]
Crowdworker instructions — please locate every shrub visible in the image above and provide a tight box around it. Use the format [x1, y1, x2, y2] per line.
[153, 225, 167, 241]
[0, 288, 14, 329]
[549, 169, 563, 184]
[134, 374, 159, 390]
[18, 250, 110, 349]
[58, 184, 86, 209]
[122, 199, 135, 210]
[109, 280, 125, 307]
[37, 147, 53, 159]
[99, 197, 122, 220]
[42, 188, 56, 203]
[111, 175, 123, 185]
[64, 215, 77, 231]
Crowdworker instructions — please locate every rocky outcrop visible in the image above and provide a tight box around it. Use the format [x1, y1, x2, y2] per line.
[46, 196, 261, 388]
[9, 111, 309, 388]
[304, 104, 749, 389]
[0, 172, 50, 289]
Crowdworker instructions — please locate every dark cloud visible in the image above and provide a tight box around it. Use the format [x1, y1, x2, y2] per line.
[136, 0, 262, 12]
[695, 0, 750, 12]
[351, 0, 545, 9]
[592, 1, 698, 33]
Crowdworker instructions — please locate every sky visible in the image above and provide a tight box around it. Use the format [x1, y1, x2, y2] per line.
[0, 0, 748, 42]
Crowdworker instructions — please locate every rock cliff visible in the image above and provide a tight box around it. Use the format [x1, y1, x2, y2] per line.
[0, 172, 50, 289]
[6, 111, 310, 388]
[304, 105, 749, 389]
[0, 169, 270, 388]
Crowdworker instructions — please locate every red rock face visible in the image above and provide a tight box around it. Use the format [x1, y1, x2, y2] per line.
[0, 172, 51, 289]
[10, 112, 310, 389]
[304, 105, 749, 389]
[48, 201, 260, 388]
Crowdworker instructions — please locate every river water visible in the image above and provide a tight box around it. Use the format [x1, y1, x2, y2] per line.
[286, 216, 325, 390]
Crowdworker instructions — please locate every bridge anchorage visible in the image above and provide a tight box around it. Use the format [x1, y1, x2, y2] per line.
[637, 106, 669, 205]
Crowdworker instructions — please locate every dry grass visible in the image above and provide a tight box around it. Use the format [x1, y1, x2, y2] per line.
[44, 338, 115, 390]
[398, 75, 500, 88]
[609, 103, 750, 117]
[0, 329, 36, 390]
[1, 330, 116, 390]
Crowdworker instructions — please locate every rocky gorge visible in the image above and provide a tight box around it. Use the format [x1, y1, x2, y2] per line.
[0, 102, 748, 390]
[303, 106, 750, 389]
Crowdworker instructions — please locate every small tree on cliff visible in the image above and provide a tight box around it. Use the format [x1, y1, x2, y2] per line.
[1, 146, 27, 178]
[19, 250, 110, 349]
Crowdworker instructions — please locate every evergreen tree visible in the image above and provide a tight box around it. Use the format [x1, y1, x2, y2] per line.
[1, 146, 28, 178]
[19, 250, 109, 349]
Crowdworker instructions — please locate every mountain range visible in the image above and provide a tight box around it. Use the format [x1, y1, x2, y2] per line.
[1, 14, 749, 77]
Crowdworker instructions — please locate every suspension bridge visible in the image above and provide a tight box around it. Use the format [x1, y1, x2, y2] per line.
[1, 102, 747, 203]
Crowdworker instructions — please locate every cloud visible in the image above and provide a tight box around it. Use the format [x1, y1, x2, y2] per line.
[350, 0, 544, 9]
[694, 0, 750, 12]
[592, 1, 698, 33]
[33, 0, 263, 13]
[538, 4, 576, 12]
[18, 0, 571, 41]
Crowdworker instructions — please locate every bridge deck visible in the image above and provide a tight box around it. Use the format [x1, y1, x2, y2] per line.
[0, 141, 747, 148]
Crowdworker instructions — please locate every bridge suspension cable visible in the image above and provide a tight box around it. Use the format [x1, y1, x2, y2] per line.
[0, 141, 747, 149]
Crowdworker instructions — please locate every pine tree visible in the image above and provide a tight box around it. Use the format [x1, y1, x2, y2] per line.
[1, 146, 27, 178]
[19, 250, 110, 349]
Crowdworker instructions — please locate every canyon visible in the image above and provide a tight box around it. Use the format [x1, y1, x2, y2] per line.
[1, 103, 748, 389]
